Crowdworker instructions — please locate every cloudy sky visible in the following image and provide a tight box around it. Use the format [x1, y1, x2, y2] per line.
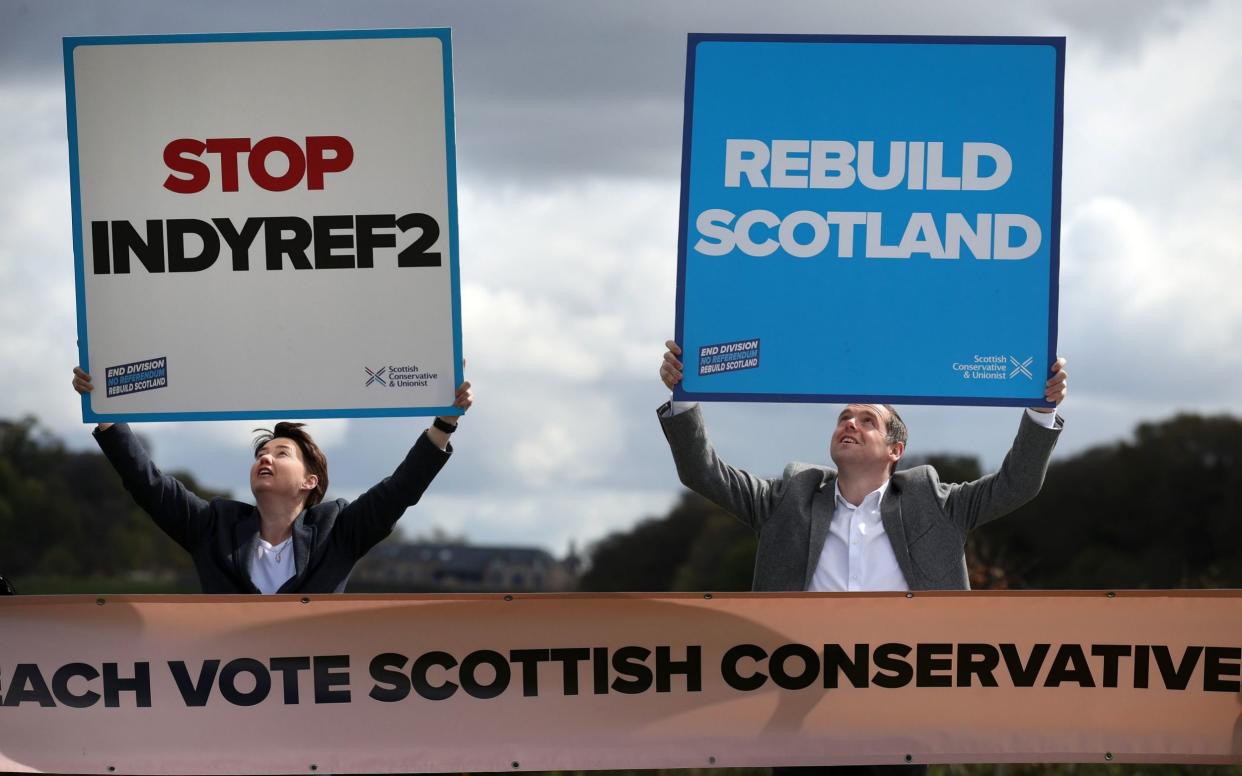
[2, 0, 1239, 558]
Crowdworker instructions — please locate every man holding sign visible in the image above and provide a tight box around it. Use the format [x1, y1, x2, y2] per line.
[659, 344, 1064, 774]
[660, 340, 1065, 592]
[71, 366, 472, 594]
[665, 34, 1068, 598]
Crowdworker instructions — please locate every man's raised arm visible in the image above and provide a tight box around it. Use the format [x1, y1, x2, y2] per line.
[656, 340, 780, 532]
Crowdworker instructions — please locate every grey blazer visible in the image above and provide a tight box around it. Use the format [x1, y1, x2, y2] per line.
[659, 405, 1062, 591]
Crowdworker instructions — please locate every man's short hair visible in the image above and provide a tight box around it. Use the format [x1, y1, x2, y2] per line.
[882, 404, 908, 473]
[253, 422, 329, 507]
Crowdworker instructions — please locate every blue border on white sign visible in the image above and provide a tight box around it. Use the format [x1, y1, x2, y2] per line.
[64, 28, 465, 422]
[673, 33, 1064, 408]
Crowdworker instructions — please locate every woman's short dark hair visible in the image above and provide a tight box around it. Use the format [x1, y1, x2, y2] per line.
[253, 422, 329, 507]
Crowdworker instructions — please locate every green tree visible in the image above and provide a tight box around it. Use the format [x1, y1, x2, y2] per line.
[580, 492, 755, 592]
[0, 417, 227, 592]
[975, 413, 1242, 589]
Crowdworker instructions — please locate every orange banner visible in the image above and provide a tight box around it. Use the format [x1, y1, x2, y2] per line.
[2, 591, 1240, 773]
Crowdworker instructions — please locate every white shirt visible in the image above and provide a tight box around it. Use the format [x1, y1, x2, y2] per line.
[249, 537, 295, 594]
[809, 480, 908, 592]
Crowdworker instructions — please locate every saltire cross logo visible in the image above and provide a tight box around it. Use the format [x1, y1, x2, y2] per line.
[365, 366, 388, 387]
[1008, 356, 1034, 380]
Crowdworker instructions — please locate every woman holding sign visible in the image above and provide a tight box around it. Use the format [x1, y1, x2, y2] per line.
[70, 366, 472, 594]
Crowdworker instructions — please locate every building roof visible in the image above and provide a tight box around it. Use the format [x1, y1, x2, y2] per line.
[363, 542, 558, 575]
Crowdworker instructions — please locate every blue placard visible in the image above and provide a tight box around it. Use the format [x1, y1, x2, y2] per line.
[674, 34, 1063, 407]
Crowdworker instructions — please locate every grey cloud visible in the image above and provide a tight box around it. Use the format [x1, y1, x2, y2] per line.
[1042, 0, 1212, 60]
[3, 0, 1193, 184]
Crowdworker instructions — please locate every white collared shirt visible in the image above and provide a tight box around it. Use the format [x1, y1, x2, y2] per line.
[250, 537, 295, 595]
[809, 479, 909, 593]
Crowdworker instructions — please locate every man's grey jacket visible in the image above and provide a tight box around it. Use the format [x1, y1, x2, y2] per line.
[95, 423, 450, 594]
[659, 406, 1062, 591]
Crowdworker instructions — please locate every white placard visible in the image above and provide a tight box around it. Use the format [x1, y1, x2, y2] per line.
[65, 30, 463, 421]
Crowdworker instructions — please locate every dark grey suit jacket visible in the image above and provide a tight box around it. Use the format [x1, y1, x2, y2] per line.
[659, 405, 1062, 591]
[95, 423, 450, 594]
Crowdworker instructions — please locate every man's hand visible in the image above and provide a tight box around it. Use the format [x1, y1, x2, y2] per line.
[1031, 357, 1068, 413]
[660, 340, 684, 390]
[71, 366, 113, 431]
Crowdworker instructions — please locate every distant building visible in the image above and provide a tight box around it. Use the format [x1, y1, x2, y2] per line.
[349, 541, 580, 593]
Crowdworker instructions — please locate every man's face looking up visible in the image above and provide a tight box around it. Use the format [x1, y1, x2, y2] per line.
[829, 404, 903, 475]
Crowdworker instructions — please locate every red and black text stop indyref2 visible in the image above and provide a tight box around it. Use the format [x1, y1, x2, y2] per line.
[89, 135, 443, 275]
